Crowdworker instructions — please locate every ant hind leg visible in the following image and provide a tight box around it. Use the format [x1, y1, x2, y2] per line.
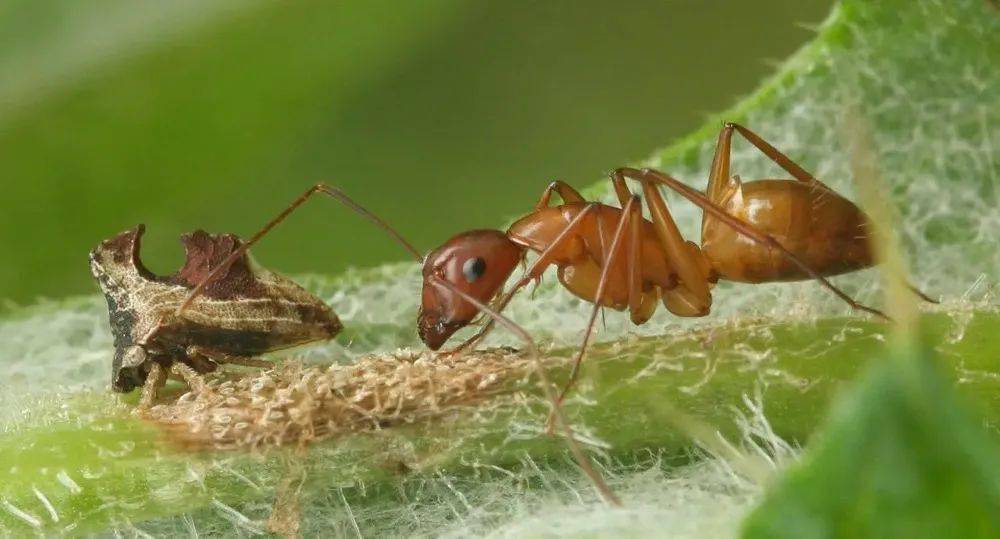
[723, 122, 832, 190]
[704, 124, 937, 306]
[616, 167, 890, 320]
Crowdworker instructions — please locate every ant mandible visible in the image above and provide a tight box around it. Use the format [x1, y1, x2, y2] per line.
[178, 122, 934, 408]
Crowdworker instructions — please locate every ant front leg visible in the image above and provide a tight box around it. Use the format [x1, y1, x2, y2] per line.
[429, 275, 622, 506]
[445, 183, 590, 355]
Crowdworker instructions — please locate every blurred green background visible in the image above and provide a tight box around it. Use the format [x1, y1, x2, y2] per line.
[0, 0, 831, 304]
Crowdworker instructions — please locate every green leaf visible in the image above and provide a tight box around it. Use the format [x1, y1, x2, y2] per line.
[1, 0, 998, 535]
[0, 0, 470, 302]
[741, 341, 1000, 538]
[1, 312, 997, 535]
[0, 0, 830, 304]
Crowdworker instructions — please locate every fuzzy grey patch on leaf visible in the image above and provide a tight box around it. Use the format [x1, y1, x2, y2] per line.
[146, 349, 534, 450]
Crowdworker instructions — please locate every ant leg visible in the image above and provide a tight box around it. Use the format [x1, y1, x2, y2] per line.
[706, 123, 737, 202]
[546, 196, 657, 433]
[611, 171, 713, 313]
[724, 123, 937, 304]
[535, 180, 585, 209]
[429, 274, 622, 506]
[606, 172, 634, 207]
[723, 122, 833, 191]
[625, 200, 660, 325]
[616, 167, 889, 320]
[177, 184, 421, 315]
[705, 126, 937, 305]
[709, 122, 848, 201]
[442, 283, 527, 356]
[602, 173, 661, 320]
[444, 204, 601, 355]
[552, 196, 639, 411]
[907, 282, 938, 304]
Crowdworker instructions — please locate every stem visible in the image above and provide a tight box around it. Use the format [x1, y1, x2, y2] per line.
[1, 311, 996, 535]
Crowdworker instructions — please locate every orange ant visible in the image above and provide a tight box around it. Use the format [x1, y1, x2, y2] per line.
[416, 123, 934, 403]
[178, 122, 934, 412]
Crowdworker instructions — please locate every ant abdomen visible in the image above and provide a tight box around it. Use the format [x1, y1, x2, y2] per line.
[702, 179, 874, 283]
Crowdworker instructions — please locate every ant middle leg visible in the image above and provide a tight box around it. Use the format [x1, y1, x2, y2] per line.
[552, 196, 641, 413]
[610, 171, 714, 316]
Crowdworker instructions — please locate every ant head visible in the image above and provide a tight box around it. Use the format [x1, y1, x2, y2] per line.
[418, 230, 523, 350]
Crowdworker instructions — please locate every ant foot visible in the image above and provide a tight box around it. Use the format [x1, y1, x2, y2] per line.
[854, 303, 892, 322]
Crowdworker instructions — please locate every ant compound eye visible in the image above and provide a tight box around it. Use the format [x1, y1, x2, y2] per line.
[462, 257, 487, 283]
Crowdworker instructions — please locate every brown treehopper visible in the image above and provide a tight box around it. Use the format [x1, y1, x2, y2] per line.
[89, 225, 341, 408]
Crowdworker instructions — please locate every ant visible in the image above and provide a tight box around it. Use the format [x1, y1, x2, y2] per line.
[414, 122, 932, 406]
[178, 122, 935, 415]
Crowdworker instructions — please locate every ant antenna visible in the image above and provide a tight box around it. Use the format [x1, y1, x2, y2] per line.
[178, 183, 422, 315]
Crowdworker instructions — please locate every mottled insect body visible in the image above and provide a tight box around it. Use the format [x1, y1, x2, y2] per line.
[89, 225, 341, 400]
